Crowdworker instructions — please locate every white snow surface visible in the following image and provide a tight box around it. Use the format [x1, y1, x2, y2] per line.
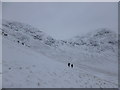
[2, 20, 118, 88]
[2, 38, 118, 88]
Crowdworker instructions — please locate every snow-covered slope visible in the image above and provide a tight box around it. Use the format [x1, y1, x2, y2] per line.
[2, 20, 118, 88]
[2, 38, 118, 88]
[1, 20, 118, 56]
[2, 20, 58, 47]
[62, 28, 118, 53]
[2, 20, 118, 53]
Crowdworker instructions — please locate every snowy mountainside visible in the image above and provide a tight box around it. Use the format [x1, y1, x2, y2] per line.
[1, 20, 118, 87]
[2, 20, 58, 48]
[1, 20, 118, 54]
[2, 38, 118, 88]
[64, 28, 118, 53]
[1, 20, 118, 60]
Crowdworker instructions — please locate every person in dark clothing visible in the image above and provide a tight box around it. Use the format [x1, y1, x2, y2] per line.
[68, 63, 70, 67]
[22, 43, 24, 45]
[71, 64, 73, 68]
[4, 33, 7, 36]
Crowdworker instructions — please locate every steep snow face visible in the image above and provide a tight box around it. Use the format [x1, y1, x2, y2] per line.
[2, 38, 118, 88]
[2, 20, 118, 87]
[2, 20, 58, 48]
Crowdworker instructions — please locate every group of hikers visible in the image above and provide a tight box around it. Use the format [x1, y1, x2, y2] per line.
[68, 63, 73, 68]
[2, 32, 8, 36]
[17, 40, 25, 45]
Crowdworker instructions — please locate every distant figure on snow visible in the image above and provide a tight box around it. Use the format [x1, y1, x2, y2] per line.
[68, 63, 70, 67]
[71, 64, 73, 68]
[22, 42, 24, 45]
[4, 33, 8, 36]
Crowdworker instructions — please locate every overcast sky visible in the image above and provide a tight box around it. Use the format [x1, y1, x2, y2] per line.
[2, 2, 118, 40]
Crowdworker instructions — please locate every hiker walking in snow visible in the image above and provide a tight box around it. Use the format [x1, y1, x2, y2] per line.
[71, 64, 73, 68]
[68, 57, 74, 68]
[22, 42, 24, 45]
[68, 63, 70, 67]
[68, 63, 74, 68]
